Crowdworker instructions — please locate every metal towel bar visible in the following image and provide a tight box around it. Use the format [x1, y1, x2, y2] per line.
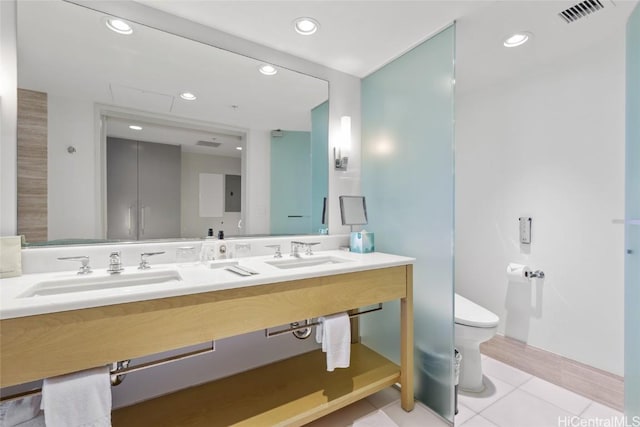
[0, 341, 215, 403]
[265, 303, 383, 338]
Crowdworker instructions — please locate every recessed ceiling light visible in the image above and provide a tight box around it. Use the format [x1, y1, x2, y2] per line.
[180, 92, 197, 101]
[106, 18, 133, 35]
[503, 32, 532, 48]
[259, 64, 277, 76]
[129, 125, 142, 131]
[236, 147, 243, 151]
[294, 17, 319, 35]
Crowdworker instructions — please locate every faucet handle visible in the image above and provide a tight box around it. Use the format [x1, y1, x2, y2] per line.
[139, 251, 165, 270]
[265, 245, 282, 258]
[58, 256, 92, 275]
[304, 242, 321, 255]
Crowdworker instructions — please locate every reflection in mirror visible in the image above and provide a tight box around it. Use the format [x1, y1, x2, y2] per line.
[339, 196, 368, 227]
[15, 0, 329, 246]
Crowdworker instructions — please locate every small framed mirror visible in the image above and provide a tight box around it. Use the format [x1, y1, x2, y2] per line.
[339, 196, 368, 226]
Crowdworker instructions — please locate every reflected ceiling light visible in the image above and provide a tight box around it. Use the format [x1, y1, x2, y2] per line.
[259, 64, 277, 76]
[236, 147, 243, 151]
[180, 92, 197, 101]
[294, 17, 319, 35]
[129, 125, 143, 131]
[105, 18, 133, 35]
[503, 32, 532, 47]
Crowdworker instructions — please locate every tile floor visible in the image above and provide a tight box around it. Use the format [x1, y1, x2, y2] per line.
[457, 355, 625, 427]
[307, 355, 626, 427]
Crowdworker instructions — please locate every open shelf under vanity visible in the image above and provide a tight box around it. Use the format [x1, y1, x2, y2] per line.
[112, 343, 399, 427]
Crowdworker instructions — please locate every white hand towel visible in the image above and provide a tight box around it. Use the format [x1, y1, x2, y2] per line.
[41, 366, 112, 427]
[352, 409, 398, 427]
[317, 312, 351, 372]
[0, 395, 41, 427]
[15, 413, 45, 427]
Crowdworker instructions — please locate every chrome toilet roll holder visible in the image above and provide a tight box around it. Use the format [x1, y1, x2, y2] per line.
[526, 270, 545, 279]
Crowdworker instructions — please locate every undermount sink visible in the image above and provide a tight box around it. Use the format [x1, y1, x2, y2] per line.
[266, 256, 351, 270]
[19, 269, 183, 298]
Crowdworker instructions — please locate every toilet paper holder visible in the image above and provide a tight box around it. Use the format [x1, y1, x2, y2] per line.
[527, 270, 545, 279]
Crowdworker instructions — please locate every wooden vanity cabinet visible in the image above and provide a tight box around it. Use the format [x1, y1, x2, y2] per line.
[0, 265, 414, 426]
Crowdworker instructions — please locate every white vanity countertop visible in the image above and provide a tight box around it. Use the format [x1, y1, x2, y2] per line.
[0, 250, 414, 320]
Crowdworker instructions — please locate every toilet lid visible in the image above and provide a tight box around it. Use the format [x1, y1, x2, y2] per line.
[455, 294, 499, 328]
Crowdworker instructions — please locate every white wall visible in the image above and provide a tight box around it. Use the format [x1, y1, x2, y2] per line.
[0, 0, 17, 236]
[244, 129, 271, 235]
[181, 151, 242, 238]
[48, 94, 100, 240]
[455, 32, 626, 376]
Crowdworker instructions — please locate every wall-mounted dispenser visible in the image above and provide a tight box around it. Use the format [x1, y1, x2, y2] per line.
[519, 217, 532, 244]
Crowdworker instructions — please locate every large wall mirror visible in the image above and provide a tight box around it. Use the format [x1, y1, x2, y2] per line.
[16, 0, 329, 246]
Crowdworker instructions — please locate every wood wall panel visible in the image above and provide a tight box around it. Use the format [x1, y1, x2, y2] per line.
[17, 88, 47, 242]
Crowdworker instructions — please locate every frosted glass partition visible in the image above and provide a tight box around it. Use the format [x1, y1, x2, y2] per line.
[311, 101, 329, 233]
[361, 25, 456, 421]
[625, 3, 640, 418]
[270, 131, 311, 234]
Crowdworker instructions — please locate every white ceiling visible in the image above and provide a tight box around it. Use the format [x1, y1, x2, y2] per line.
[456, 0, 638, 95]
[136, 0, 487, 78]
[106, 117, 245, 158]
[137, 0, 637, 87]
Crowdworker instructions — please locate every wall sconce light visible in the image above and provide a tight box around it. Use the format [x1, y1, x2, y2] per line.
[335, 116, 351, 171]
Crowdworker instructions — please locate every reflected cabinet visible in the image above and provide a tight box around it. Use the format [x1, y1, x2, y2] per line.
[107, 137, 181, 240]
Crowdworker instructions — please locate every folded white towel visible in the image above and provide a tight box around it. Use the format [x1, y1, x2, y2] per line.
[15, 413, 45, 427]
[352, 409, 398, 427]
[41, 366, 112, 427]
[315, 312, 351, 372]
[0, 395, 41, 427]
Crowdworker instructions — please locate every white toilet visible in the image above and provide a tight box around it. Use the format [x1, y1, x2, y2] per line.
[454, 293, 499, 392]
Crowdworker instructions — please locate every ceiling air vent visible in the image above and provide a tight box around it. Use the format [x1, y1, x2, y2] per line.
[196, 140, 221, 148]
[558, 0, 614, 23]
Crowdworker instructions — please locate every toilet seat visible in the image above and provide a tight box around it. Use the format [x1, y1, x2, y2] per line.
[455, 294, 499, 328]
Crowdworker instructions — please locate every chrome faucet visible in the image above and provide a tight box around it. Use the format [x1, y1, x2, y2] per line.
[107, 251, 124, 274]
[290, 241, 306, 258]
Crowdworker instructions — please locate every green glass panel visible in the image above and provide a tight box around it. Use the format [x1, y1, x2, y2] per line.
[311, 101, 329, 234]
[625, 3, 640, 418]
[270, 131, 311, 234]
[361, 25, 456, 421]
